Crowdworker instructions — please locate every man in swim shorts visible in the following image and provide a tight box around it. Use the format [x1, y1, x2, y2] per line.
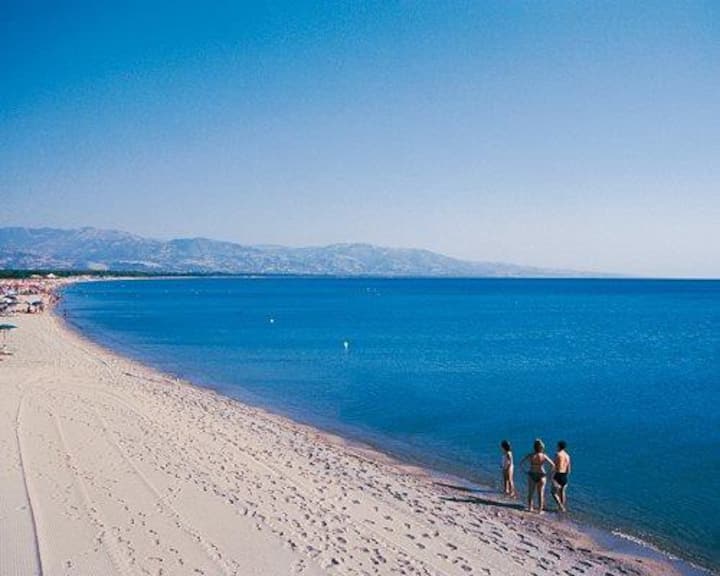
[552, 440, 571, 512]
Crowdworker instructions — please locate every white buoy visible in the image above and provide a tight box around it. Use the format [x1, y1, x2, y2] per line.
[343, 340, 350, 351]
[269, 317, 275, 324]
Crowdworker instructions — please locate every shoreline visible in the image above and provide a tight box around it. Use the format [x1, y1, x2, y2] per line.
[0, 281, 710, 575]
[57, 304, 712, 576]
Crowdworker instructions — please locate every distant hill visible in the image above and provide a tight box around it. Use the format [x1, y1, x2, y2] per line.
[0, 227, 589, 277]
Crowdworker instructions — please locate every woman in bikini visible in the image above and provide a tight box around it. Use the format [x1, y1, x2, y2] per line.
[520, 438, 555, 513]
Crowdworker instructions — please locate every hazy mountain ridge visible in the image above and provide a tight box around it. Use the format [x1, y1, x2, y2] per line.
[0, 227, 585, 276]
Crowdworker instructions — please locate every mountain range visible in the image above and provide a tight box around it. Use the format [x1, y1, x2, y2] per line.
[0, 227, 589, 277]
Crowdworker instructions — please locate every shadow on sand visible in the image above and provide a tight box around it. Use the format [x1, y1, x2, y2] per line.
[434, 483, 526, 511]
[440, 495, 525, 510]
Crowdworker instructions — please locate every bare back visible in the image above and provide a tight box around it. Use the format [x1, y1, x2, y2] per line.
[555, 450, 570, 473]
[529, 452, 550, 473]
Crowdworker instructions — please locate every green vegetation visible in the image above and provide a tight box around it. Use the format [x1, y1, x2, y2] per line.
[0, 270, 185, 279]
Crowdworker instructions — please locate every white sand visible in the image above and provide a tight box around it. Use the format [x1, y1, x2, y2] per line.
[0, 310, 680, 575]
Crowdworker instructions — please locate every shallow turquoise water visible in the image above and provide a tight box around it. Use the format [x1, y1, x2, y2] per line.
[61, 278, 720, 570]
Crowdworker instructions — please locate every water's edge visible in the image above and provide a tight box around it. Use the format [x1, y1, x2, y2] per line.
[54, 280, 713, 576]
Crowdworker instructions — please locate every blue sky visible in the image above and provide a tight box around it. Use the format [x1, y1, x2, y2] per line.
[1, 1, 718, 277]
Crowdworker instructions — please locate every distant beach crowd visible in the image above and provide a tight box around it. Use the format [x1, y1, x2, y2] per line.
[0, 275, 63, 315]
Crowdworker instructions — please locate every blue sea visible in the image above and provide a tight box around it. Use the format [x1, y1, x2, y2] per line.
[61, 278, 720, 571]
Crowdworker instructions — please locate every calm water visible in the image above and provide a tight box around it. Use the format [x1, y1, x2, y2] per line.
[61, 278, 720, 570]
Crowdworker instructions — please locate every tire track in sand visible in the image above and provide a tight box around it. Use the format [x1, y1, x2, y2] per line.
[86, 403, 233, 576]
[14, 391, 44, 576]
[49, 409, 133, 576]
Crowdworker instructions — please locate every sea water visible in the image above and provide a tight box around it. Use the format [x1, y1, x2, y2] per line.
[61, 278, 720, 570]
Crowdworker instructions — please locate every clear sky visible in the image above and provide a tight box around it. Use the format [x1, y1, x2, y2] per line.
[1, 2, 718, 277]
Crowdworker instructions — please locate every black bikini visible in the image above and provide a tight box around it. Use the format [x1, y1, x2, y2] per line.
[528, 470, 546, 483]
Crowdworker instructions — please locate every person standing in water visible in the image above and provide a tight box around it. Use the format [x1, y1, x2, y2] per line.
[500, 440, 516, 497]
[520, 439, 555, 513]
[552, 440, 571, 512]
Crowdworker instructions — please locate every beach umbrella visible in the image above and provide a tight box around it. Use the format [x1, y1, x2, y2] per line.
[0, 323, 16, 346]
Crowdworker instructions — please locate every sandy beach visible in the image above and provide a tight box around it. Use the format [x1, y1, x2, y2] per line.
[0, 305, 684, 576]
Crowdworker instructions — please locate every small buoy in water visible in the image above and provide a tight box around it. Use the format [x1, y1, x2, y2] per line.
[343, 340, 350, 351]
[269, 317, 275, 324]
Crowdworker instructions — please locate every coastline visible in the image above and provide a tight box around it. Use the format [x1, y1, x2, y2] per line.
[0, 288, 707, 575]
